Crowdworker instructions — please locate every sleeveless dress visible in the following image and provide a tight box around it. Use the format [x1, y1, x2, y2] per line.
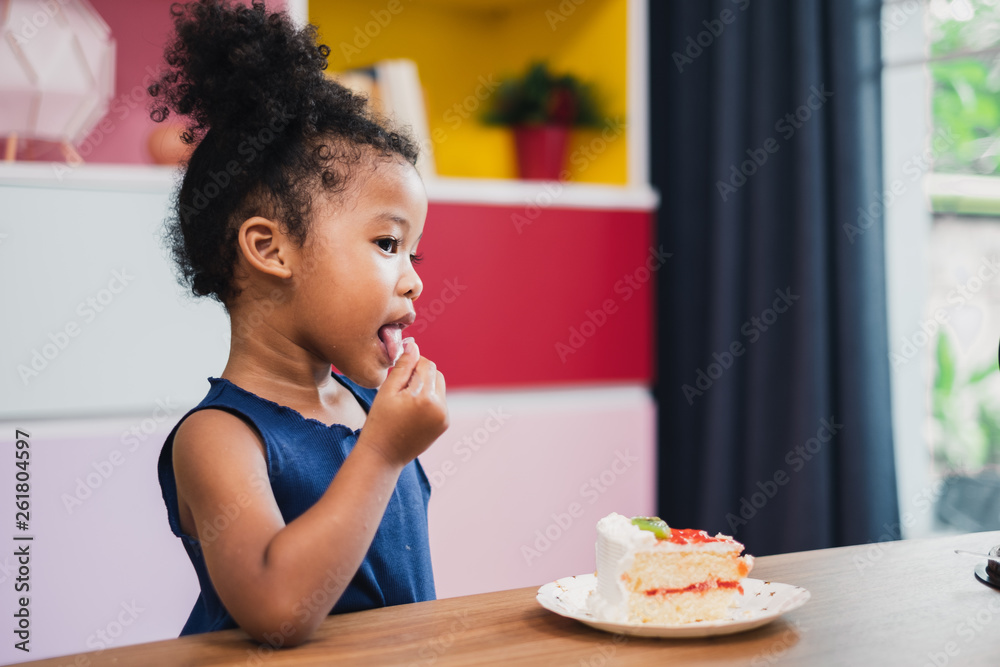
[156, 372, 436, 636]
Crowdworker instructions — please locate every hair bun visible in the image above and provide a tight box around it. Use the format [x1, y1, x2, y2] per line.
[149, 0, 329, 141]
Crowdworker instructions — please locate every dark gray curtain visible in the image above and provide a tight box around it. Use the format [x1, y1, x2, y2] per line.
[651, 0, 899, 555]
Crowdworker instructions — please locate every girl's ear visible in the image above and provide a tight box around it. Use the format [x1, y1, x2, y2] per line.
[237, 216, 293, 280]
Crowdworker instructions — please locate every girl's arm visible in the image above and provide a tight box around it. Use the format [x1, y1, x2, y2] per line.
[172, 342, 447, 646]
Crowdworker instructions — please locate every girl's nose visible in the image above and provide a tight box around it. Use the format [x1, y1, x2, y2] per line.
[403, 265, 423, 301]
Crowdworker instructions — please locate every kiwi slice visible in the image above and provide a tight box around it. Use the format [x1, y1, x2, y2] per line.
[630, 516, 671, 539]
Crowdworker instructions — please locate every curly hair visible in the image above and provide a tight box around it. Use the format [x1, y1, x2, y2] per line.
[148, 0, 420, 306]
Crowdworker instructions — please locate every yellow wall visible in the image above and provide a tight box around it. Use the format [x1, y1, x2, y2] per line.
[310, 0, 628, 184]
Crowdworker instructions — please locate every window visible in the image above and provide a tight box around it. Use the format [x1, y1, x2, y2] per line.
[883, 0, 1000, 538]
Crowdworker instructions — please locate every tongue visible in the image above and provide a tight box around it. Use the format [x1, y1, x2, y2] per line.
[379, 325, 404, 363]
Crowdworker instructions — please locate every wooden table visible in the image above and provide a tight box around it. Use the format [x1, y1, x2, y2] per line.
[22, 531, 1000, 666]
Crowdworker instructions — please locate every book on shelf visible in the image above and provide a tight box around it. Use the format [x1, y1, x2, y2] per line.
[327, 58, 436, 180]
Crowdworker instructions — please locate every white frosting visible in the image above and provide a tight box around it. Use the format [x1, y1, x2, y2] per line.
[587, 513, 654, 622]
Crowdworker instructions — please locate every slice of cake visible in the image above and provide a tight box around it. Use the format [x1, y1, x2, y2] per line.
[587, 512, 754, 624]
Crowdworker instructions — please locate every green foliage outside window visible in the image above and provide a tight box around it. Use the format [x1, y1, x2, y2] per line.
[932, 331, 1000, 471]
[929, 0, 1000, 175]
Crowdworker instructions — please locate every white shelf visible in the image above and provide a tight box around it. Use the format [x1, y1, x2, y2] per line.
[0, 162, 181, 193]
[0, 163, 659, 210]
[425, 176, 658, 210]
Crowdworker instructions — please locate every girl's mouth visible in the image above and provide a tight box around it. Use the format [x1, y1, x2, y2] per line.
[377, 324, 405, 364]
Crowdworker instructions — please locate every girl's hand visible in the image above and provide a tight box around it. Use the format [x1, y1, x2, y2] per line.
[360, 338, 449, 467]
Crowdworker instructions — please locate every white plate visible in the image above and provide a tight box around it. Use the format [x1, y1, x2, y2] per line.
[536, 574, 810, 638]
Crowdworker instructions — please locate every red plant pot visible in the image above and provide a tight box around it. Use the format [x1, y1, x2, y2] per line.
[513, 125, 570, 180]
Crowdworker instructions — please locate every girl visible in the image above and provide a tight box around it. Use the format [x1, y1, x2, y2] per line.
[150, 0, 448, 647]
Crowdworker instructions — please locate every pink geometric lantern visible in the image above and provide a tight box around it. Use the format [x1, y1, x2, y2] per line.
[0, 0, 115, 162]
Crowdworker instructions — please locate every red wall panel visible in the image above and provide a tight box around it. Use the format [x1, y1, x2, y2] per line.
[411, 202, 655, 388]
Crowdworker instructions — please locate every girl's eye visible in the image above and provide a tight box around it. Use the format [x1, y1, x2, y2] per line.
[376, 238, 399, 254]
[410, 252, 424, 265]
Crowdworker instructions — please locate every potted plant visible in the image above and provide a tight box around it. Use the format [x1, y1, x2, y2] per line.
[931, 331, 1000, 531]
[481, 61, 607, 180]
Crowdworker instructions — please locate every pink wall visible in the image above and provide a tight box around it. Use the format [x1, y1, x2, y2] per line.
[422, 388, 656, 598]
[76, 0, 286, 165]
[76, 0, 174, 164]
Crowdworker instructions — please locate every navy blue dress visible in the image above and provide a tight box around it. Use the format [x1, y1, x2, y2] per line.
[157, 372, 436, 636]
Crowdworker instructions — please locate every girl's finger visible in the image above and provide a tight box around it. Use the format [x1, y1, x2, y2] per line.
[434, 371, 446, 400]
[384, 338, 419, 392]
[410, 358, 437, 396]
